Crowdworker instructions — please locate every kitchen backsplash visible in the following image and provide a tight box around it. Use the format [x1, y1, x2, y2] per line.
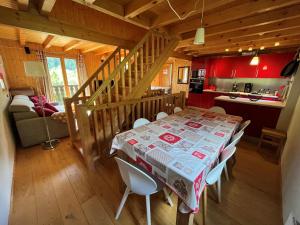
[209, 77, 291, 93]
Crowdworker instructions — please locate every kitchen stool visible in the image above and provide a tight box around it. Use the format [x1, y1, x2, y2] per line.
[258, 127, 287, 162]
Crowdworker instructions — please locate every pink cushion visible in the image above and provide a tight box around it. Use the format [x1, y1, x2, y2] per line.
[30, 95, 48, 106]
[44, 102, 59, 112]
[33, 106, 55, 117]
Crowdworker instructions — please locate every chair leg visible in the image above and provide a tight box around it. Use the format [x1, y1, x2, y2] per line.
[217, 177, 221, 203]
[224, 163, 230, 181]
[163, 187, 173, 207]
[146, 195, 151, 225]
[202, 187, 207, 225]
[115, 187, 130, 220]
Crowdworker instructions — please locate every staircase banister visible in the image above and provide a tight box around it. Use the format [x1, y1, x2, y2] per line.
[85, 30, 156, 106]
[70, 46, 123, 101]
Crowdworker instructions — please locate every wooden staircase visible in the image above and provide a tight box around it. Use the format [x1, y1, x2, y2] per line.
[64, 30, 180, 167]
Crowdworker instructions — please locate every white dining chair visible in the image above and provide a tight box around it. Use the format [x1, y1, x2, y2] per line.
[206, 146, 237, 203]
[174, 107, 182, 113]
[156, 112, 168, 120]
[223, 130, 244, 181]
[238, 120, 251, 132]
[114, 157, 173, 225]
[133, 118, 150, 129]
[208, 106, 226, 114]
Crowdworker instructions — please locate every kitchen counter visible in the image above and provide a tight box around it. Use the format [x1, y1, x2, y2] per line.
[215, 95, 286, 108]
[203, 89, 279, 99]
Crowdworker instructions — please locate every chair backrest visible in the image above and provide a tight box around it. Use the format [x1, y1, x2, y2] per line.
[156, 112, 168, 120]
[209, 106, 226, 114]
[115, 157, 158, 195]
[174, 107, 182, 113]
[133, 118, 150, 128]
[227, 130, 244, 150]
[206, 146, 237, 185]
[238, 120, 251, 132]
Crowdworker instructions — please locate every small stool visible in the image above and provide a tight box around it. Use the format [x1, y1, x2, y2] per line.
[258, 127, 287, 161]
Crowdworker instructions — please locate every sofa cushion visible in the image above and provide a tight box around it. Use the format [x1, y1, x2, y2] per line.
[33, 106, 55, 117]
[13, 111, 38, 121]
[9, 96, 35, 112]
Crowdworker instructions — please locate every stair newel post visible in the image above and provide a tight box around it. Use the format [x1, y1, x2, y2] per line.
[64, 97, 77, 143]
[75, 104, 96, 171]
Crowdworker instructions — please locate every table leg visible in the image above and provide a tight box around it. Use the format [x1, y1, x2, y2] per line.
[176, 198, 194, 225]
[202, 187, 207, 225]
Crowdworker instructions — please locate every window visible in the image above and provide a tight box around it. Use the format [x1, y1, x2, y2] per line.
[46, 56, 79, 103]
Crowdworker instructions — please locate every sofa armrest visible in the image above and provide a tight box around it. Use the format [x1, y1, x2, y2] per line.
[16, 117, 69, 147]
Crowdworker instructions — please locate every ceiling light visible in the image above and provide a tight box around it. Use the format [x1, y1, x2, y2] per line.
[194, 0, 205, 45]
[248, 47, 253, 51]
[275, 42, 280, 46]
[194, 27, 205, 45]
[260, 46, 265, 50]
[238, 48, 242, 52]
[225, 48, 229, 52]
[250, 51, 260, 66]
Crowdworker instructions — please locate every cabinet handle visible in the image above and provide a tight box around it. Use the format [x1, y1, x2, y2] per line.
[256, 67, 259, 77]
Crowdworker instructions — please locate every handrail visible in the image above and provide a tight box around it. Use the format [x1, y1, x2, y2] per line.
[85, 30, 156, 105]
[70, 46, 123, 101]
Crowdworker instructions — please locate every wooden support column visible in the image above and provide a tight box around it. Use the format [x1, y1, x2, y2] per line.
[75, 104, 95, 171]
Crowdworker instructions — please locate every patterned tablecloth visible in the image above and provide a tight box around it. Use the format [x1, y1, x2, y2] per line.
[111, 108, 242, 212]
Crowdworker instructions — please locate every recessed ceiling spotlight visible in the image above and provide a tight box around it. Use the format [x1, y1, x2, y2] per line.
[225, 48, 229, 52]
[248, 47, 253, 51]
[260, 46, 265, 50]
[238, 48, 242, 52]
[275, 42, 280, 46]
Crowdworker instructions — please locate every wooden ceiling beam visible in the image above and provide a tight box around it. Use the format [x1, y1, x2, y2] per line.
[63, 40, 82, 51]
[0, 5, 136, 48]
[181, 17, 300, 42]
[81, 44, 104, 53]
[43, 35, 55, 48]
[177, 27, 300, 49]
[151, 0, 236, 28]
[72, 0, 151, 29]
[169, 0, 300, 34]
[125, 0, 164, 18]
[17, 0, 29, 11]
[38, 0, 57, 16]
[181, 34, 300, 52]
[94, 46, 117, 55]
[16, 28, 26, 46]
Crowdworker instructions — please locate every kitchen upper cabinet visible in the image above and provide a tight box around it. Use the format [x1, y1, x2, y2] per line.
[257, 53, 294, 78]
[213, 57, 235, 78]
[234, 56, 258, 78]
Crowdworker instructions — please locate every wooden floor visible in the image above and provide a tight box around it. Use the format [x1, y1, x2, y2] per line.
[9, 138, 282, 225]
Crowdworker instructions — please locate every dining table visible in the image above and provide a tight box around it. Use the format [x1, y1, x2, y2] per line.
[111, 107, 242, 225]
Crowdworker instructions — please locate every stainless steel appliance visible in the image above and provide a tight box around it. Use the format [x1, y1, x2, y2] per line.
[189, 69, 205, 93]
[244, 83, 253, 93]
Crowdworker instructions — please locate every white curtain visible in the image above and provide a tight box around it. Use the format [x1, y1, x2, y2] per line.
[36, 50, 54, 101]
[77, 54, 88, 85]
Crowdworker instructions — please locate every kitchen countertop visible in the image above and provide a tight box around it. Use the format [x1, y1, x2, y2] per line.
[214, 95, 286, 108]
[203, 89, 279, 99]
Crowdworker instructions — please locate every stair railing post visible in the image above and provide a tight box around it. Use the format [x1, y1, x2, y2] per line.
[64, 97, 77, 143]
[75, 104, 95, 171]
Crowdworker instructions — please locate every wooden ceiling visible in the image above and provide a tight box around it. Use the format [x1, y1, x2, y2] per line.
[73, 0, 300, 57]
[0, 0, 299, 58]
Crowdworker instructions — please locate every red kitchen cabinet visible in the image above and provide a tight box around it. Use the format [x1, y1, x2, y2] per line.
[234, 56, 258, 78]
[257, 53, 294, 78]
[213, 57, 235, 78]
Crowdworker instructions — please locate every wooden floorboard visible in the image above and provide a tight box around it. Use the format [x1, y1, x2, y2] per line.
[9, 138, 282, 225]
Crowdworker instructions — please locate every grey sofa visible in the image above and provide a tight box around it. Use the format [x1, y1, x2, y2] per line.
[9, 92, 69, 147]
